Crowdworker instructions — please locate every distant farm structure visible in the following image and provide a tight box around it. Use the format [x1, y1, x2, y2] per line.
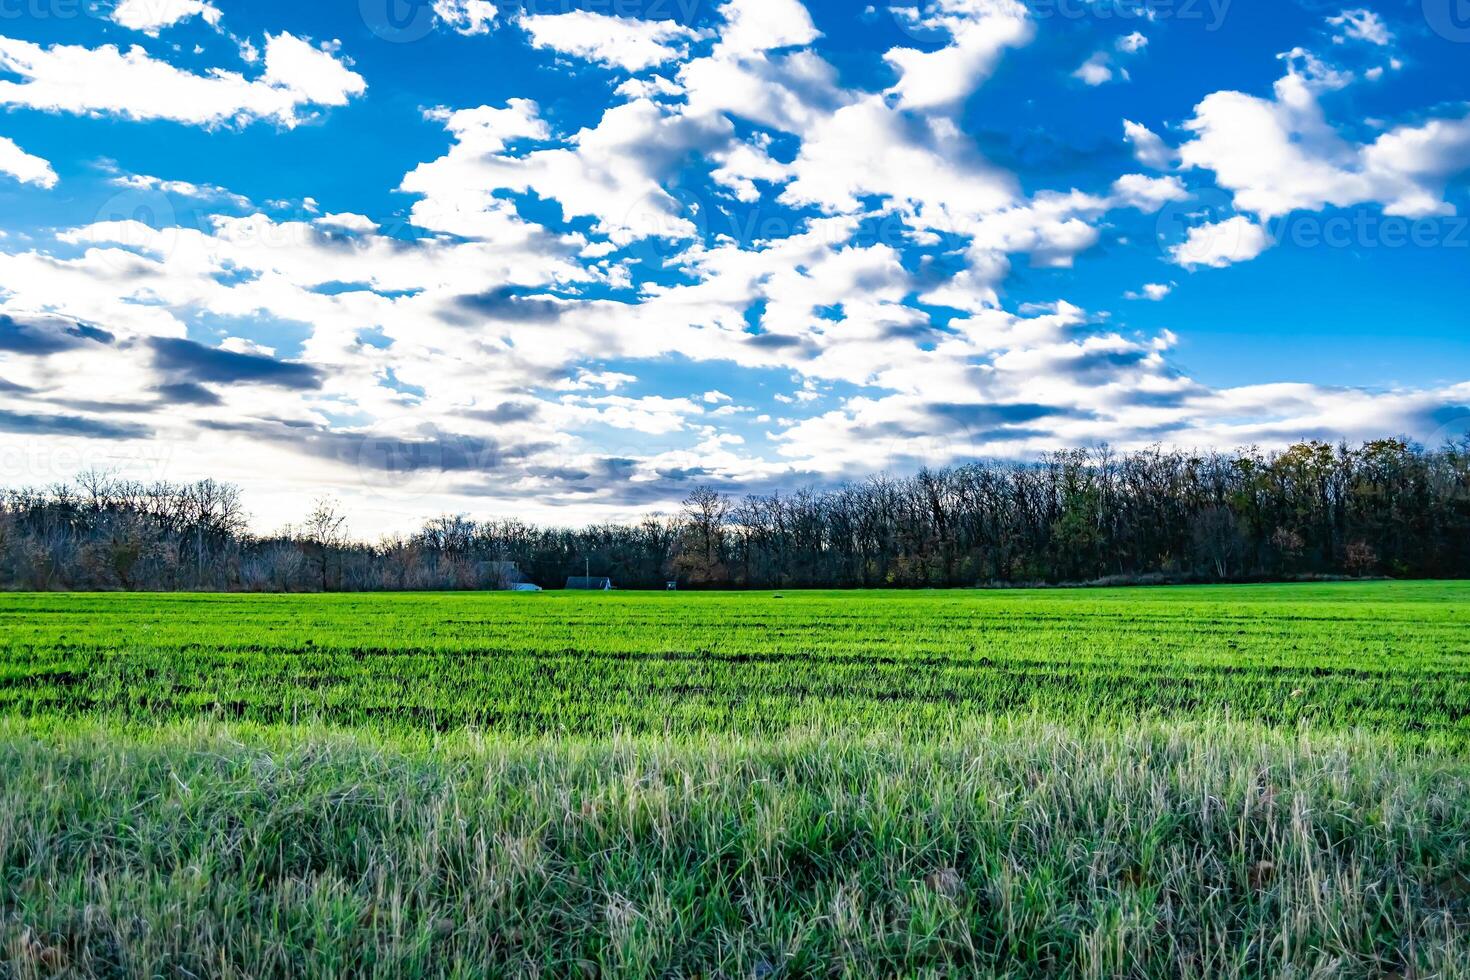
[565, 576, 613, 591]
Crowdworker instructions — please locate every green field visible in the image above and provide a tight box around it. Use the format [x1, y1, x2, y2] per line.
[2, 583, 1469, 977]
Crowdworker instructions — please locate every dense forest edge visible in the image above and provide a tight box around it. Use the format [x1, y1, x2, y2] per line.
[2, 438, 1468, 592]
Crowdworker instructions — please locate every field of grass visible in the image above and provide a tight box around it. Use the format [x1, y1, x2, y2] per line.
[2, 582, 1468, 977]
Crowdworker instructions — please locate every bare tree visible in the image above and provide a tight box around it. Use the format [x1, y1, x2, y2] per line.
[299, 497, 349, 592]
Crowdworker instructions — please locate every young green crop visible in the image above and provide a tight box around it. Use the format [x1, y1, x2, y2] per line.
[1, 582, 1467, 744]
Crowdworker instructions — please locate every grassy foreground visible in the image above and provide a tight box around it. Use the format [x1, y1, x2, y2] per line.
[3, 720, 1468, 979]
[1, 583, 1468, 976]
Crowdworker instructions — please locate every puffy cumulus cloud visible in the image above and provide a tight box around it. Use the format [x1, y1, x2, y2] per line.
[780, 95, 1017, 225]
[520, 11, 699, 71]
[1123, 120, 1177, 171]
[434, 0, 497, 35]
[1073, 53, 1113, 87]
[0, 33, 365, 128]
[716, 0, 820, 57]
[1125, 283, 1174, 301]
[110, 0, 222, 35]
[885, 0, 1033, 111]
[0, 136, 57, 189]
[1168, 216, 1272, 268]
[405, 97, 733, 246]
[709, 136, 792, 202]
[1179, 55, 1470, 221]
[912, 177, 1185, 310]
[1109, 173, 1188, 211]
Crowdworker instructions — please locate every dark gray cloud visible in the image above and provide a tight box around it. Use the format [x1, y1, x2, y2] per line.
[0, 314, 114, 356]
[50, 397, 158, 414]
[0, 408, 150, 439]
[152, 382, 224, 406]
[745, 333, 806, 351]
[1044, 348, 1153, 385]
[441, 288, 566, 325]
[1121, 387, 1208, 409]
[464, 401, 540, 424]
[655, 465, 714, 481]
[928, 402, 1081, 428]
[148, 338, 323, 390]
[199, 418, 552, 474]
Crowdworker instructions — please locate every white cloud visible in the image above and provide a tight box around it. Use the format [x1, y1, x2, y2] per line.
[110, 0, 222, 34]
[109, 171, 250, 208]
[1327, 9, 1392, 46]
[1125, 282, 1173, 301]
[710, 137, 792, 202]
[0, 135, 58, 188]
[0, 33, 366, 128]
[1117, 32, 1148, 53]
[1075, 28, 1149, 88]
[1073, 52, 1114, 86]
[521, 11, 698, 71]
[405, 97, 732, 245]
[1180, 58, 1470, 220]
[565, 394, 705, 434]
[716, 0, 820, 57]
[780, 95, 1017, 227]
[1123, 119, 1177, 170]
[434, 0, 497, 36]
[884, 0, 1033, 111]
[1169, 216, 1271, 268]
[1110, 173, 1188, 211]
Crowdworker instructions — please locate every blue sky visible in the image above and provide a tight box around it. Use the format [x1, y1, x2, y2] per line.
[0, 0, 1467, 531]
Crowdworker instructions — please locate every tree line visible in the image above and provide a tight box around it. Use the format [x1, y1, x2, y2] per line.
[1, 438, 1467, 592]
